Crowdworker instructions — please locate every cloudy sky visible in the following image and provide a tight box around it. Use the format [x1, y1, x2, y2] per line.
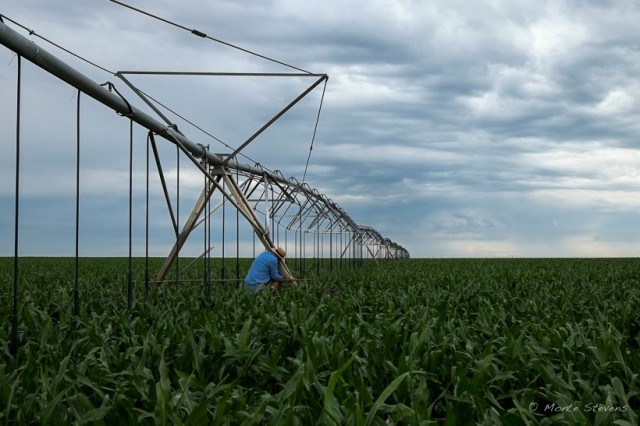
[2, 0, 640, 258]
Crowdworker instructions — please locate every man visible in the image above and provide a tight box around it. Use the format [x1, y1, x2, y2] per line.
[244, 246, 286, 292]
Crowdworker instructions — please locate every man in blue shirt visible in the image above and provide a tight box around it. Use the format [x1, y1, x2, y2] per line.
[244, 247, 286, 292]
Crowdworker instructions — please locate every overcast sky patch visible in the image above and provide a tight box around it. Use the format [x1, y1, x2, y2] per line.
[2, 0, 640, 257]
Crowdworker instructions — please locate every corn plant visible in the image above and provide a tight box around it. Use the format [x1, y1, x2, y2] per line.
[1, 257, 639, 424]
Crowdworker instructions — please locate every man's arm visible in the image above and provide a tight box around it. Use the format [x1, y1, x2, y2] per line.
[269, 255, 284, 282]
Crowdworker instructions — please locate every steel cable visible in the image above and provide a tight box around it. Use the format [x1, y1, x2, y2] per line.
[108, 0, 312, 74]
[74, 91, 81, 316]
[1, 14, 114, 75]
[11, 55, 21, 356]
[145, 132, 151, 297]
[302, 77, 328, 183]
[127, 120, 133, 309]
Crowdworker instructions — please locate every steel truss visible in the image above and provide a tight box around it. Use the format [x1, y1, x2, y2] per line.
[0, 18, 410, 287]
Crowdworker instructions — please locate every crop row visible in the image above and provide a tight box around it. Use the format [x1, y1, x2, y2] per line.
[1, 257, 639, 424]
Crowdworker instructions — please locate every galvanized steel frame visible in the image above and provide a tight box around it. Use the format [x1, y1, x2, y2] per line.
[0, 19, 409, 283]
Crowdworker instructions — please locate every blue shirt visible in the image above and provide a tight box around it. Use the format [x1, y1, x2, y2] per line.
[244, 251, 284, 291]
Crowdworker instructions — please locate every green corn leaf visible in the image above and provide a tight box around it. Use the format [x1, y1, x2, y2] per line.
[184, 398, 210, 425]
[38, 385, 68, 425]
[238, 318, 252, 354]
[51, 355, 72, 395]
[365, 371, 412, 426]
[613, 421, 636, 426]
[323, 356, 355, 425]
[76, 398, 111, 425]
[154, 357, 171, 424]
[611, 377, 628, 407]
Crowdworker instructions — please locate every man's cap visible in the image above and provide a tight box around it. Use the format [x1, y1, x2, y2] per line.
[272, 246, 286, 259]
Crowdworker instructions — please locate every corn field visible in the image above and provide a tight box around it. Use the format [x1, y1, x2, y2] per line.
[1, 257, 639, 425]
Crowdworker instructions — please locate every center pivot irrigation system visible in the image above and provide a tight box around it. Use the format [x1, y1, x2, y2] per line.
[1, 11, 409, 288]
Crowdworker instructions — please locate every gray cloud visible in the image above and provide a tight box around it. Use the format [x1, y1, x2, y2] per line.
[2, 0, 640, 257]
